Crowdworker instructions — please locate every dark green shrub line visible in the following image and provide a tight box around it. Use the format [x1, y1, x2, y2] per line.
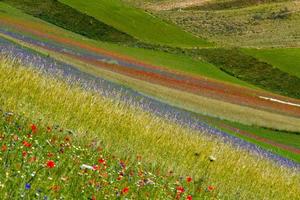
[3, 0, 138, 43]
[192, 48, 300, 99]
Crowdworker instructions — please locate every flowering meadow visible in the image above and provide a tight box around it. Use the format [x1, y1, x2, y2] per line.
[0, 58, 299, 199]
[0, 110, 219, 199]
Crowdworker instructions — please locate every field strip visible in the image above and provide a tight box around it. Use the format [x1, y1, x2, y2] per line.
[219, 123, 300, 155]
[1, 24, 300, 120]
[2, 32, 300, 167]
[259, 96, 300, 108]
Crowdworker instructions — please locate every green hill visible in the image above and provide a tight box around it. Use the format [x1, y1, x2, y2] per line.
[59, 0, 212, 47]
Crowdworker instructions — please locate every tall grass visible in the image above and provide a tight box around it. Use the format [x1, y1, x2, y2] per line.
[0, 58, 299, 199]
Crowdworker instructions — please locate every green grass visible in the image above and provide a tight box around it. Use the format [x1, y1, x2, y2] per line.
[3, 0, 137, 44]
[215, 120, 300, 163]
[242, 48, 300, 78]
[0, 2, 251, 88]
[218, 123, 300, 163]
[191, 114, 300, 163]
[0, 111, 202, 199]
[4, 32, 300, 134]
[0, 58, 300, 199]
[193, 48, 300, 98]
[58, 0, 212, 47]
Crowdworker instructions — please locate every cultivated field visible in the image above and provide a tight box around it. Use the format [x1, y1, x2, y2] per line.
[0, 59, 299, 199]
[1, 0, 300, 199]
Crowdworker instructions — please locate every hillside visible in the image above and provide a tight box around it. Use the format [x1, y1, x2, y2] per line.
[0, 0, 300, 199]
[148, 0, 300, 47]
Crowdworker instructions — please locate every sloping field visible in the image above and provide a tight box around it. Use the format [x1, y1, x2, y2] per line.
[1, 1, 300, 198]
[58, 0, 211, 47]
[243, 48, 300, 78]
[155, 1, 300, 47]
[1, 59, 299, 199]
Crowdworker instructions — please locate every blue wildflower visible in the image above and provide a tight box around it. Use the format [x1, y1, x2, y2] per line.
[25, 183, 31, 190]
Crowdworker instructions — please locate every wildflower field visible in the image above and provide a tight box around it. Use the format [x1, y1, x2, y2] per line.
[1, 0, 300, 199]
[0, 59, 299, 199]
[0, 111, 201, 199]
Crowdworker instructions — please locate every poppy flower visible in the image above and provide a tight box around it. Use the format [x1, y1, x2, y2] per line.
[23, 141, 32, 148]
[208, 185, 215, 191]
[186, 195, 192, 200]
[1, 144, 7, 152]
[30, 124, 37, 133]
[46, 160, 56, 168]
[186, 176, 192, 183]
[22, 151, 27, 157]
[121, 187, 129, 195]
[176, 186, 185, 194]
[98, 158, 105, 164]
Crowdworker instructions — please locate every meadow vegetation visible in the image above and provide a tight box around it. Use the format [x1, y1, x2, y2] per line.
[58, 0, 211, 47]
[242, 48, 300, 78]
[155, 1, 300, 47]
[0, 58, 300, 199]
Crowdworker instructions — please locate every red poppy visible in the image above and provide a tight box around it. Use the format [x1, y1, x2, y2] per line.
[121, 187, 129, 195]
[98, 158, 105, 164]
[22, 141, 32, 148]
[30, 124, 37, 133]
[186, 176, 192, 183]
[208, 185, 215, 191]
[22, 151, 27, 157]
[47, 160, 56, 168]
[176, 186, 185, 194]
[1, 144, 7, 152]
[186, 195, 192, 200]
[93, 165, 100, 171]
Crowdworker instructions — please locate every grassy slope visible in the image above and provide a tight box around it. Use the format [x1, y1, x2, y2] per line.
[1, 2, 300, 164]
[3, 0, 138, 44]
[194, 48, 300, 99]
[0, 59, 300, 199]
[155, 1, 300, 47]
[242, 48, 300, 78]
[187, 0, 292, 10]
[0, 113, 193, 199]
[0, 2, 250, 87]
[6, 32, 300, 133]
[198, 115, 300, 163]
[59, 0, 212, 47]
